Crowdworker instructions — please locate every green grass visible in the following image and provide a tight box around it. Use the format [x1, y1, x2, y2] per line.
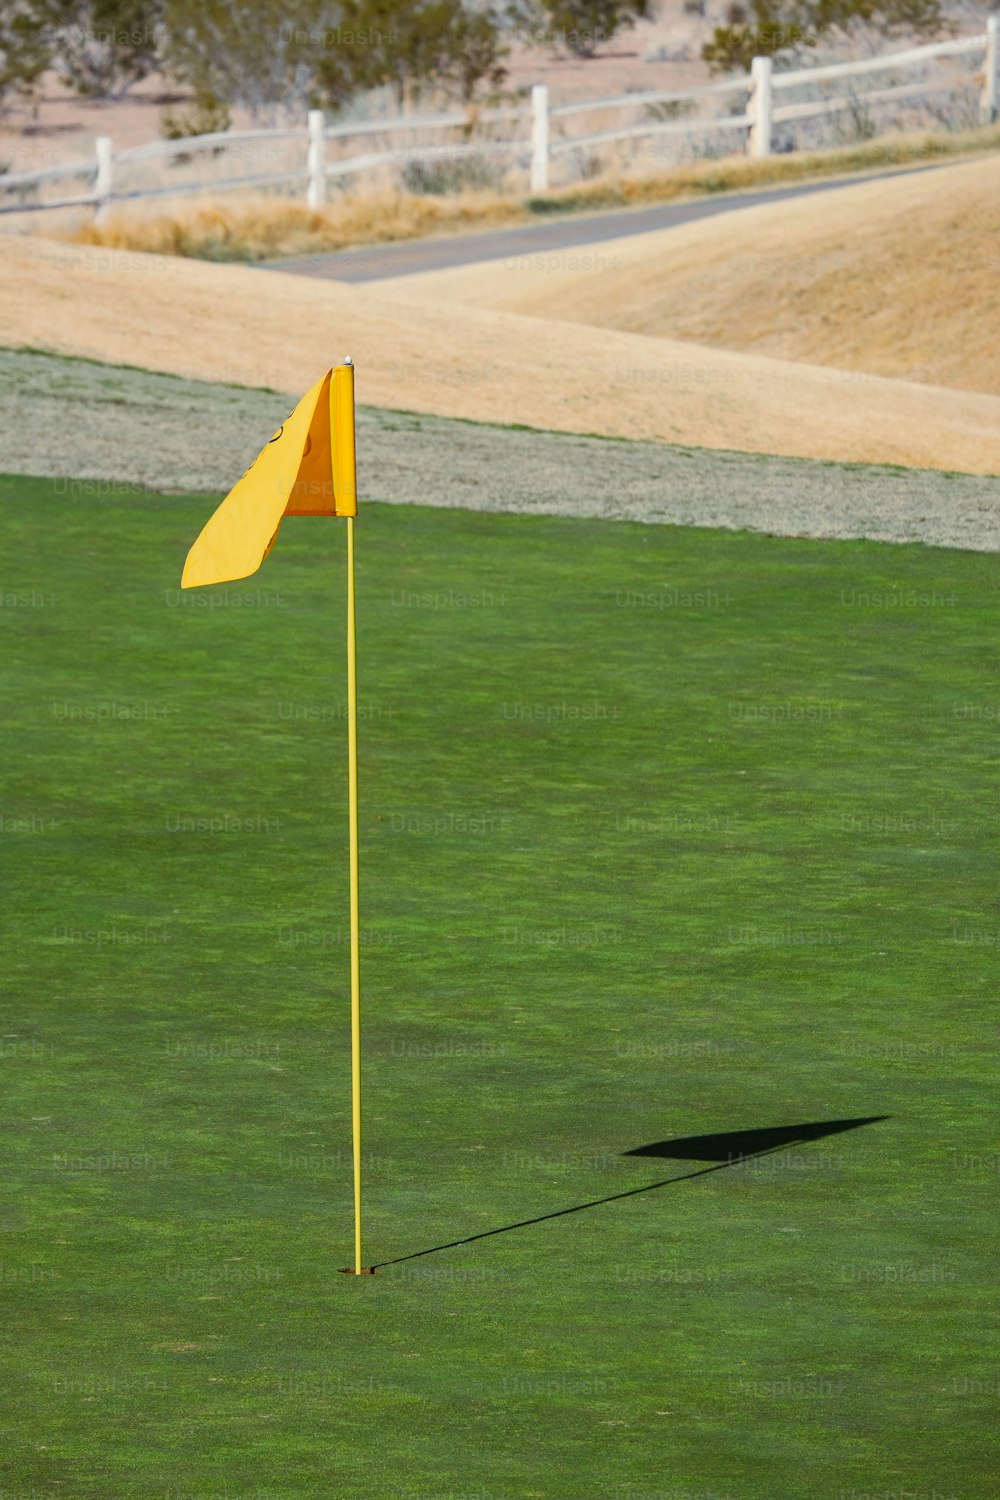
[0, 472, 997, 1499]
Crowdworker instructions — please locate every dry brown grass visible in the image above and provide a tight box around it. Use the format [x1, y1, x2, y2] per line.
[391, 153, 1000, 397]
[526, 122, 1000, 212]
[2, 232, 999, 475]
[57, 124, 1000, 264]
[67, 189, 528, 263]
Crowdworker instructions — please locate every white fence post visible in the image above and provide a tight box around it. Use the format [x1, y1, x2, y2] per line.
[748, 55, 773, 157]
[307, 109, 326, 209]
[530, 83, 549, 193]
[94, 135, 113, 220]
[981, 15, 1000, 124]
[4, 34, 993, 219]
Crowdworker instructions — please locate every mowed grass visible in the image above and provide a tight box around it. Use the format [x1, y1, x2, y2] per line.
[0, 472, 997, 1499]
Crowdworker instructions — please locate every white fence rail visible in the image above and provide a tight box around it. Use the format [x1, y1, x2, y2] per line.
[1, 20, 996, 218]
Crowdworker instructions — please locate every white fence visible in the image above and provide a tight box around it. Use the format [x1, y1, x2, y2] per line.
[1, 19, 997, 218]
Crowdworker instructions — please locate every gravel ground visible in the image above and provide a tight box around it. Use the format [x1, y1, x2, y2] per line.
[3, 347, 999, 551]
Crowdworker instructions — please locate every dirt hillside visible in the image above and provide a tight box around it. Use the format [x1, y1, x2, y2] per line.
[1, 232, 998, 474]
[387, 155, 1000, 396]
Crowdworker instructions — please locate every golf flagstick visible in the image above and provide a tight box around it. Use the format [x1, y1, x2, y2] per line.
[180, 357, 371, 1275]
[335, 360, 374, 1277]
[348, 509, 362, 1274]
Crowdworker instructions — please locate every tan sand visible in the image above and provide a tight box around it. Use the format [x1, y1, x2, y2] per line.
[387, 154, 1000, 396]
[1, 232, 998, 474]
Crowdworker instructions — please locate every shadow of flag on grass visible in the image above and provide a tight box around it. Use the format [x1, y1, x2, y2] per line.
[372, 1115, 888, 1270]
[623, 1116, 889, 1163]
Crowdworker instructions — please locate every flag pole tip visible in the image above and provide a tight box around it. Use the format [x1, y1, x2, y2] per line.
[343, 355, 353, 365]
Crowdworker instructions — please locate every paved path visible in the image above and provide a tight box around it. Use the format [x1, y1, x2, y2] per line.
[263, 164, 943, 283]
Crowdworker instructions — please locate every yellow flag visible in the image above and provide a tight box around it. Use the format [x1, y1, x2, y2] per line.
[182, 363, 357, 589]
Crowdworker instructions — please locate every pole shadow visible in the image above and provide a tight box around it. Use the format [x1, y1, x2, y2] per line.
[371, 1115, 888, 1270]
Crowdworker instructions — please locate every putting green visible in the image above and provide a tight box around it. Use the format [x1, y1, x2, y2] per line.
[0, 474, 996, 1498]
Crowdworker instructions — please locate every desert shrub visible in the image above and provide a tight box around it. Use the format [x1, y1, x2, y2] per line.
[399, 150, 505, 193]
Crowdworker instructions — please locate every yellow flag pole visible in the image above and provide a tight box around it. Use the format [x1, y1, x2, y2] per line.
[346, 509, 362, 1274]
[333, 359, 370, 1276]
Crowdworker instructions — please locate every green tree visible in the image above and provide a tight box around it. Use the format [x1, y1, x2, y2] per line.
[0, 2, 53, 111]
[162, 0, 325, 119]
[313, 0, 509, 109]
[160, 0, 510, 121]
[45, 0, 163, 100]
[702, 0, 946, 73]
[517, 0, 650, 60]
